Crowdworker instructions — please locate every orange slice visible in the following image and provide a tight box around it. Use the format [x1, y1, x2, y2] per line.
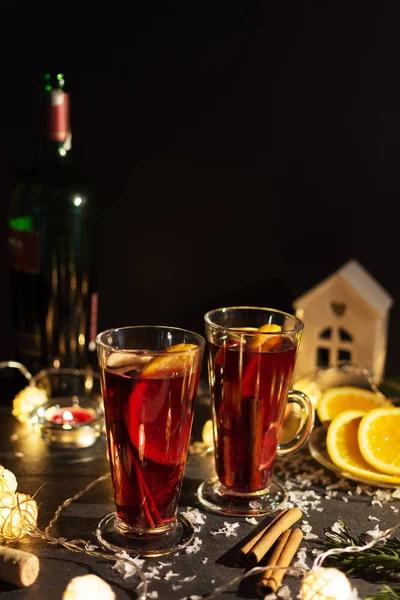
[316, 386, 391, 427]
[358, 407, 400, 476]
[248, 323, 282, 352]
[142, 343, 198, 378]
[326, 409, 400, 484]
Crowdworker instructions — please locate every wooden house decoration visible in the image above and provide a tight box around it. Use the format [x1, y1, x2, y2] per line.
[293, 259, 394, 383]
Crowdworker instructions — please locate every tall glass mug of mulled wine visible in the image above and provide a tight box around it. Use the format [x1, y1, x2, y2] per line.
[198, 307, 315, 516]
[96, 326, 205, 557]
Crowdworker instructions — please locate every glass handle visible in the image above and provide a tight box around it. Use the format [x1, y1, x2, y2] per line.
[277, 389, 315, 456]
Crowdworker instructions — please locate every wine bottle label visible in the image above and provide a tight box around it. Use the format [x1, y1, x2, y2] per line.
[8, 228, 40, 274]
[42, 90, 70, 142]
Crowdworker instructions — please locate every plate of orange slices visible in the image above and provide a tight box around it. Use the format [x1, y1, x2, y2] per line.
[308, 386, 400, 487]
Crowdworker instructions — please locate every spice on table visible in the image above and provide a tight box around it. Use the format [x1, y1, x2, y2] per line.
[258, 527, 304, 595]
[239, 507, 303, 566]
[0, 546, 39, 587]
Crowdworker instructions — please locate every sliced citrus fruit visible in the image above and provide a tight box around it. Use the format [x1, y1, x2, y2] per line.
[141, 343, 198, 378]
[358, 407, 400, 476]
[316, 386, 391, 427]
[248, 323, 282, 352]
[326, 409, 400, 484]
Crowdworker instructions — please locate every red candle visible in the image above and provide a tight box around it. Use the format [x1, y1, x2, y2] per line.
[49, 407, 94, 425]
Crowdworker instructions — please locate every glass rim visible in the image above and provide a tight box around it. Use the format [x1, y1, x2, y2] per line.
[204, 306, 304, 335]
[95, 325, 206, 353]
[32, 367, 100, 383]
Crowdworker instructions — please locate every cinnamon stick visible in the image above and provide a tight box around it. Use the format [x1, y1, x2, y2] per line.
[221, 379, 236, 487]
[240, 507, 302, 566]
[246, 395, 264, 490]
[113, 420, 162, 528]
[258, 527, 304, 595]
[238, 509, 288, 561]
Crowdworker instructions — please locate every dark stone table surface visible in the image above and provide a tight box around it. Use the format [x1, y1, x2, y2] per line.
[0, 377, 400, 599]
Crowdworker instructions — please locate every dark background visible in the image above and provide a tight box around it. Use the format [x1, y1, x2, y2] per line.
[1, 2, 400, 376]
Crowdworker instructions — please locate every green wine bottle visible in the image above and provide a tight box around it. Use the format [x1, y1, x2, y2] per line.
[8, 72, 98, 374]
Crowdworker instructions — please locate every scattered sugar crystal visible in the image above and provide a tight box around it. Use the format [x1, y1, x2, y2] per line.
[147, 592, 158, 599]
[349, 587, 361, 599]
[372, 499, 383, 507]
[211, 522, 240, 537]
[342, 496, 349, 503]
[372, 490, 394, 505]
[293, 547, 309, 571]
[172, 584, 182, 590]
[164, 570, 179, 580]
[331, 521, 345, 534]
[158, 561, 172, 567]
[112, 551, 145, 579]
[246, 517, 258, 525]
[181, 507, 207, 532]
[367, 524, 385, 539]
[185, 536, 202, 554]
[179, 575, 197, 582]
[202, 557, 208, 564]
[145, 566, 161, 580]
[276, 583, 292, 599]
[368, 515, 380, 521]
[392, 489, 400, 499]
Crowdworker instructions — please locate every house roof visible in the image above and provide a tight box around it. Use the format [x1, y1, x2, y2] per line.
[293, 259, 394, 315]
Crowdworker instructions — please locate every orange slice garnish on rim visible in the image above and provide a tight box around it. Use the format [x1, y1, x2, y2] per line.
[142, 343, 198, 378]
[248, 323, 282, 351]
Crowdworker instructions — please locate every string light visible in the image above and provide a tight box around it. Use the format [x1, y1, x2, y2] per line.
[0, 491, 38, 543]
[299, 567, 353, 600]
[63, 574, 115, 600]
[12, 386, 48, 423]
[0, 466, 17, 496]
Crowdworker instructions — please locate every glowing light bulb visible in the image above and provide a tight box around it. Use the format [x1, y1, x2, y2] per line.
[300, 567, 353, 600]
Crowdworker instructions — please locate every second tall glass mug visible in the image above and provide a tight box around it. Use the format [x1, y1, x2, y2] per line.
[198, 306, 315, 516]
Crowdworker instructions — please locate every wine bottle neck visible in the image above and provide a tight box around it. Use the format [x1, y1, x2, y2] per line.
[39, 89, 72, 162]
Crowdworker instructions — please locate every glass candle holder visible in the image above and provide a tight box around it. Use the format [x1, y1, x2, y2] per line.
[28, 368, 104, 449]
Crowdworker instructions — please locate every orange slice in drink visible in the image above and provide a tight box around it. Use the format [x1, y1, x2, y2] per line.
[248, 323, 282, 352]
[125, 343, 199, 466]
[142, 343, 198, 378]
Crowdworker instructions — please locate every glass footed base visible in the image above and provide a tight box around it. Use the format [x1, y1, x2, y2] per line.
[197, 476, 287, 517]
[96, 513, 194, 558]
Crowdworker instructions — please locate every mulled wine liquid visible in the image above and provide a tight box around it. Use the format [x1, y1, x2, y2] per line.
[209, 339, 296, 492]
[102, 369, 199, 530]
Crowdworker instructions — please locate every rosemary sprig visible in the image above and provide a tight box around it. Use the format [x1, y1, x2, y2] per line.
[366, 584, 400, 600]
[322, 520, 400, 581]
